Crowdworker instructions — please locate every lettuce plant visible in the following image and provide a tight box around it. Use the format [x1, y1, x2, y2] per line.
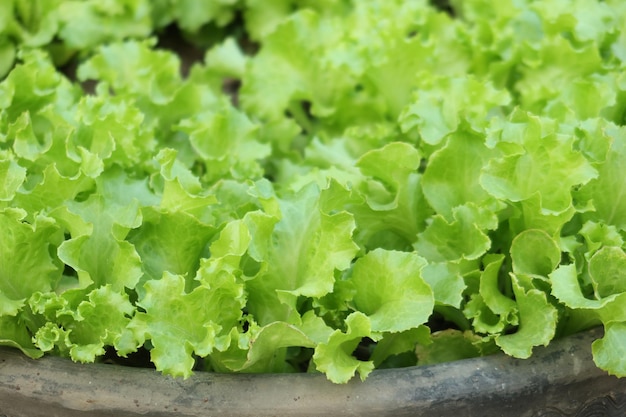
[2, 0, 626, 383]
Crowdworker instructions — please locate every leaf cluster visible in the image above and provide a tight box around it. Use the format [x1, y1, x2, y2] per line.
[2, 0, 626, 382]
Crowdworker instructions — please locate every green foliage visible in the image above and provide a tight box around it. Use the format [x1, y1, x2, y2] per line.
[2, 0, 626, 383]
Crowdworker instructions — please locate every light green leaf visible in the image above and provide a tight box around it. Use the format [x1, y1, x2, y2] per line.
[33, 322, 72, 354]
[588, 246, 626, 298]
[0, 292, 24, 316]
[77, 39, 182, 105]
[0, 37, 15, 78]
[366, 7, 473, 119]
[510, 229, 561, 277]
[61, 286, 135, 363]
[0, 315, 43, 358]
[132, 272, 236, 378]
[55, 168, 156, 290]
[352, 142, 432, 250]
[482, 121, 597, 215]
[240, 10, 351, 120]
[206, 218, 251, 260]
[177, 102, 270, 183]
[422, 128, 500, 219]
[58, 235, 142, 291]
[495, 274, 558, 358]
[189, 267, 246, 326]
[575, 125, 626, 231]
[243, 0, 294, 40]
[203, 37, 247, 78]
[11, 164, 93, 220]
[246, 183, 359, 324]
[313, 312, 376, 383]
[416, 329, 486, 365]
[544, 75, 616, 121]
[551, 264, 612, 309]
[531, 0, 617, 43]
[72, 92, 156, 169]
[579, 221, 624, 255]
[0, 209, 61, 300]
[151, 0, 237, 31]
[479, 254, 518, 324]
[0, 49, 65, 122]
[194, 260, 246, 333]
[592, 322, 626, 377]
[350, 248, 433, 333]
[515, 37, 603, 114]
[223, 322, 316, 373]
[399, 75, 510, 145]
[421, 261, 466, 308]
[464, 255, 518, 335]
[128, 207, 216, 292]
[371, 326, 430, 367]
[57, 0, 152, 49]
[550, 264, 626, 325]
[356, 142, 421, 210]
[154, 148, 217, 221]
[9, 111, 52, 161]
[415, 204, 495, 262]
[0, 158, 26, 201]
[298, 309, 336, 344]
[574, 118, 613, 165]
[464, 294, 510, 335]
[508, 193, 576, 237]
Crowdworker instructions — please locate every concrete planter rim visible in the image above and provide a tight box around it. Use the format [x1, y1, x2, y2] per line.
[1, 326, 626, 417]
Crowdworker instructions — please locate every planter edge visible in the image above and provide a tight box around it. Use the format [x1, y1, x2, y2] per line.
[1, 327, 626, 417]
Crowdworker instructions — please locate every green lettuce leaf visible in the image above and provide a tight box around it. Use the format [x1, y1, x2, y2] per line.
[57, 0, 152, 49]
[421, 261, 466, 308]
[422, 128, 501, 219]
[416, 329, 490, 365]
[56, 170, 147, 291]
[0, 37, 15, 78]
[575, 124, 626, 231]
[510, 229, 561, 278]
[349, 248, 433, 333]
[216, 321, 316, 373]
[0, 158, 26, 201]
[130, 271, 244, 378]
[2, 0, 626, 383]
[150, 0, 238, 32]
[588, 246, 626, 299]
[495, 273, 558, 358]
[313, 312, 376, 383]
[400, 76, 510, 146]
[240, 9, 357, 125]
[246, 183, 359, 325]
[415, 203, 496, 263]
[32, 285, 135, 363]
[481, 112, 597, 216]
[0, 315, 43, 358]
[0, 209, 61, 301]
[371, 326, 430, 367]
[464, 254, 518, 335]
[351, 142, 432, 250]
[592, 322, 626, 377]
[176, 101, 270, 183]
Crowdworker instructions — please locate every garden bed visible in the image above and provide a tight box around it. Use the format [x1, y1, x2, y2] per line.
[2, 0, 626, 403]
[1, 327, 626, 417]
